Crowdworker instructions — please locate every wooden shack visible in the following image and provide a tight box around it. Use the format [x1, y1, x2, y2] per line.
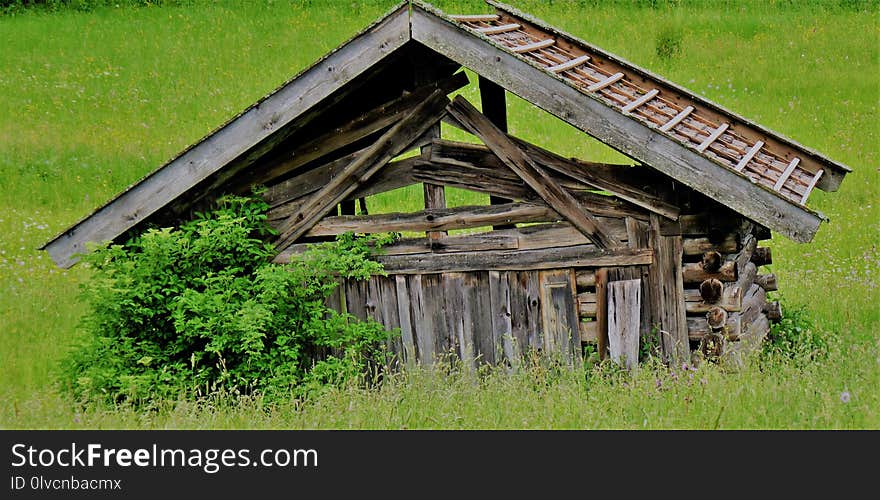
[41, 1, 850, 368]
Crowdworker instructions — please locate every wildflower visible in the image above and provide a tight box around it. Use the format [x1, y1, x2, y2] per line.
[700, 378, 708, 386]
[840, 391, 851, 404]
[655, 379, 662, 389]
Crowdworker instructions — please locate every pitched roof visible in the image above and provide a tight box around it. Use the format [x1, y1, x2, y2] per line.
[42, 0, 849, 267]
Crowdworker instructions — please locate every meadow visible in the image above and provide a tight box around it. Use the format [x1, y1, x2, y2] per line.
[0, 0, 877, 429]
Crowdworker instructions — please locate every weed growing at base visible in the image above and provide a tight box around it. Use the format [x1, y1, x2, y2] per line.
[61, 196, 395, 406]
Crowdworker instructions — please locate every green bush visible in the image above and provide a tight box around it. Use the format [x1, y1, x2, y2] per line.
[60, 195, 395, 406]
[761, 299, 831, 363]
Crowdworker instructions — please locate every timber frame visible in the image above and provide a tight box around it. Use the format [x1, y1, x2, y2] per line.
[41, 1, 849, 369]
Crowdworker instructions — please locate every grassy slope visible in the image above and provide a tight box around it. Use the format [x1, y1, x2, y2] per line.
[0, 0, 877, 428]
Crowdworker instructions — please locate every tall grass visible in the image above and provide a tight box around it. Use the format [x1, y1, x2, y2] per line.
[0, 0, 877, 428]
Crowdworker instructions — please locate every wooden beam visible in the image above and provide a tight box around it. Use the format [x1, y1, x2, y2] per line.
[755, 273, 778, 292]
[752, 246, 772, 267]
[477, 23, 520, 35]
[579, 320, 598, 343]
[658, 105, 694, 133]
[423, 182, 447, 240]
[688, 314, 742, 341]
[391, 220, 628, 254]
[512, 39, 555, 53]
[682, 260, 737, 284]
[412, 159, 651, 220]
[594, 269, 609, 359]
[252, 72, 469, 187]
[411, 8, 824, 242]
[447, 96, 619, 249]
[682, 235, 739, 256]
[265, 153, 422, 222]
[515, 139, 680, 220]
[800, 169, 823, 205]
[764, 301, 783, 322]
[303, 201, 557, 237]
[741, 284, 768, 326]
[648, 214, 690, 364]
[449, 14, 500, 22]
[42, 5, 412, 268]
[548, 55, 590, 73]
[478, 75, 516, 229]
[576, 270, 596, 289]
[368, 246, 653, 274]
[682, 286, 742, 313]
[411, 49, 453, 243]
[587, 72, 624, 92]
[774, 157, 801, 191]
[696, 123, 729, 153]
[273, 89, 451, 250]
[735, 141, 764, 172]
[621, 88, 659, 114]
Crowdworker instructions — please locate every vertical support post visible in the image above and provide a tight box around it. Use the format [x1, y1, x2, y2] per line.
[414, 53, 447, 241]
[648, 214, 690, 365]
[479, 75, 515, 230]
[595, 268, 609, 360]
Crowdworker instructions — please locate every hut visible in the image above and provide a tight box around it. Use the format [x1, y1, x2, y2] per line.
[41, 1, 850, 368]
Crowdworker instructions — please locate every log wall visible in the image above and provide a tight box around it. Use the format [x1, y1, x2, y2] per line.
[574, 210, 779, 365]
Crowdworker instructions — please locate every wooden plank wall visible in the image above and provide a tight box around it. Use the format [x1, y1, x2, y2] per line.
[339, 268, 584, 366]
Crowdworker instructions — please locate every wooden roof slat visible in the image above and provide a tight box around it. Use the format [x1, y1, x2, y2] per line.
[477, 23, 520, 35]
[449, 14, 500, 22]
[800, 170, 824, 205]
[587, 72, 624, 92]
[696, 123, 729, 153]
[622, 88, 659, 114]
[512, 38, 555, 53]
[774, 157, 801, 191]
[734, 140, 764, 172]
[658, 105, 694, 132]
[548, 55, 590, 73]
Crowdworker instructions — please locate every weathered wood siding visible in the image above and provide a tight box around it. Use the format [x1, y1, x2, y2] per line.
[338, 268, 587, 366]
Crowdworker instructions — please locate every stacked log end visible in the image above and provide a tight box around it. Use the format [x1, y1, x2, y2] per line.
[682, 217, 780, 358]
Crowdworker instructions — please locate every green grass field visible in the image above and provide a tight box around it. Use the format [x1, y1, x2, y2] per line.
[1, 0, 878, 429]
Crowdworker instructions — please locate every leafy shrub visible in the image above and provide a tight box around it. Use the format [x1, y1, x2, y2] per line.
[761, 299, 831, 363]
[60, 195, 395, 406]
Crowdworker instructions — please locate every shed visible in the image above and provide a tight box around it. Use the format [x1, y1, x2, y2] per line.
[41, 1, 850, 367]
